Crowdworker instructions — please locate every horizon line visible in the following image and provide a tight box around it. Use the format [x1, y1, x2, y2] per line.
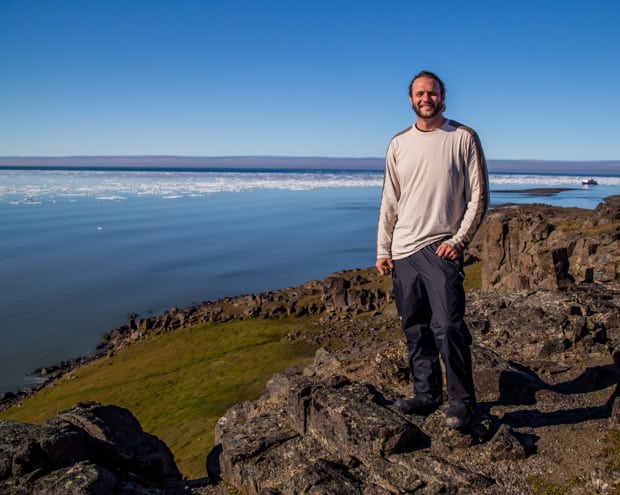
[1, 154, 619, 162]
[1, 155, 619, 175]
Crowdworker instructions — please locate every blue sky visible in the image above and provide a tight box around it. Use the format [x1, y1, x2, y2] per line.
[1, 0, 619, 161]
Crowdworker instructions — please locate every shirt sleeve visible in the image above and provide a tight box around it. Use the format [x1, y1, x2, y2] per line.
[376, 140, 400, 259]
[447, 131, 489, 251]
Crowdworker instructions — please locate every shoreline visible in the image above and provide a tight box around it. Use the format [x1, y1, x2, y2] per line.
[0, 265, 385, 410]
[2, 193, 618, 406]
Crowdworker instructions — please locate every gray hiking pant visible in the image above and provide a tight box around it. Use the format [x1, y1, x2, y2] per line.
[392, 241, 476, 407]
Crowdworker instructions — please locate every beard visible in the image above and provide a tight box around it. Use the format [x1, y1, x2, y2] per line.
[412, 100, 443, 119]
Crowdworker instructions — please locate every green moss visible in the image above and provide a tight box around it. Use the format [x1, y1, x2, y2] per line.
[603, 429, 620, 471]
[464, 262, 482, 291]
[527, 477, 565, 495]
[0, 317, 317, 479]
[553, 217, 620, 237]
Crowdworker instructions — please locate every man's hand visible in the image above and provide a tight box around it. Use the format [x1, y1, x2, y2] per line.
[435, 242, 460, 260]
[376, 258, 394, 275]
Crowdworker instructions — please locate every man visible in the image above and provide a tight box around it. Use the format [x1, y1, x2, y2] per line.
[376, 70, 488, 431]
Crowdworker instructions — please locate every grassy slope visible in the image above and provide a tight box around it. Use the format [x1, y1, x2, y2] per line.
[0, 318, 317, 478]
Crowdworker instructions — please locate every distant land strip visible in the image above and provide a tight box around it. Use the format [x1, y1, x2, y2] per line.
[0, 155, 619, 174]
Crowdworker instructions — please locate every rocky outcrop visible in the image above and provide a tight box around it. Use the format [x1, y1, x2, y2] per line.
[479, 195, 620, 291]
[209, 372, 494, 494]
[206, 284, 620, 495]
[0, 402, 186, 494]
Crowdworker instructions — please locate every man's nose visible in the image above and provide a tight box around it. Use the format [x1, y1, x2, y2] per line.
[417, 93, 430, 103]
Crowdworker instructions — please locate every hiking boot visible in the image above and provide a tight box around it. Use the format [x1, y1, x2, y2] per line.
[445, 402, 474, 431]
[393, 396, 442, 416]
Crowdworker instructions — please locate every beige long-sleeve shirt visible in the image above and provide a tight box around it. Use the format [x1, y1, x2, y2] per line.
[376, 119, 489, 260]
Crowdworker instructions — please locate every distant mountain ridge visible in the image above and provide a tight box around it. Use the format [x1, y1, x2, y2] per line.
[0, 155, 618, 174]
[0, 156, 384, 170]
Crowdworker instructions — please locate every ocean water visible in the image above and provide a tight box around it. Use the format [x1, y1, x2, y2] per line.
[1, 168, 619, 393]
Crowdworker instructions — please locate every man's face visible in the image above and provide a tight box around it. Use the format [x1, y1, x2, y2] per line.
[409, 77, 444, 119]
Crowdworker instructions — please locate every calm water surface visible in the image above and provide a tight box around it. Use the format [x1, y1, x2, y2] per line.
[1, 168, 618, 392]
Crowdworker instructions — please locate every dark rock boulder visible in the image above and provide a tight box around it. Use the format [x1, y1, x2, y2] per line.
[209, 362, 494, 494]
[0, 402, 186, 495]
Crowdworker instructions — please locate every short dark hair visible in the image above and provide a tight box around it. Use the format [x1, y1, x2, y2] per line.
[409, 70, 445, 99]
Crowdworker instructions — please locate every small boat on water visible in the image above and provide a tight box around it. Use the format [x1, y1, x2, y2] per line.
[582, 178, 598, 186]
